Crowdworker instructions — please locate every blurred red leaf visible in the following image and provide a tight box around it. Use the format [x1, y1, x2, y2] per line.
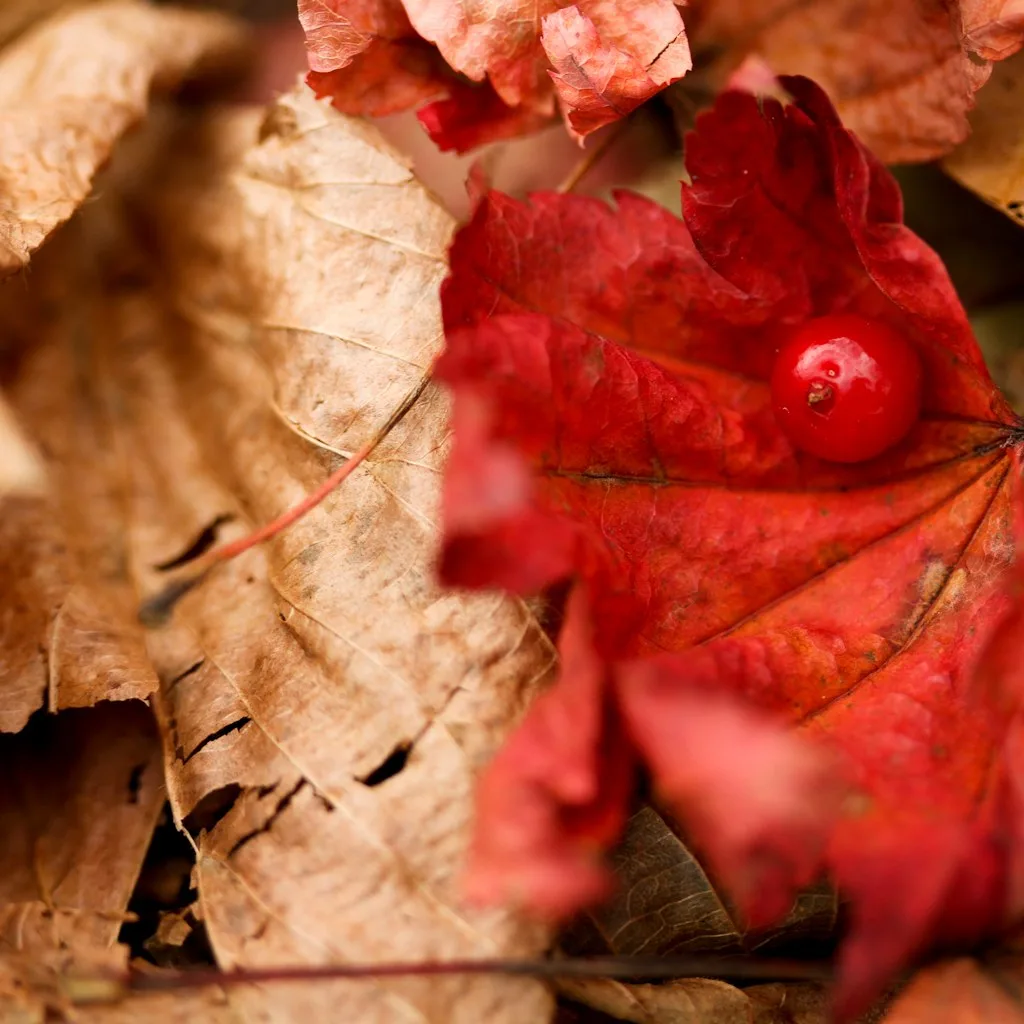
[435, 76, 1024, 1019]
[299, 0, 1024, 161]
[301, 0, 450, 116]
[298, 0, 690, 149]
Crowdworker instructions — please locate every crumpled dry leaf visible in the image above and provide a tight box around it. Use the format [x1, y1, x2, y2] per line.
[0, 0, 247, 278]
[145, 88, 555, 1022]
[962, 0, 1024, 60]
[573, 807, 837, 961]
[559, 975, 831, 1024]
[0, 704, 163, 952]
[688, 0, 994, 162]
[2, 55, 556, 1021]
[944, 50, 1024, 226]
[0, 0, 249, 732]
[0, 394, 43, 496]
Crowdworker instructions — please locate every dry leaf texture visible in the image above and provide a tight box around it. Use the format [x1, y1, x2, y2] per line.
[0, 0, 247, 730]
[690, 0, 992, 163]
[945, 49, 1024, 225]
[1, 5, 557, 1017]
[0, 0, 247, 277]
[300, 0, 691, 148]
[0, 705, 163, 952]
[87, 87, 554, 1021]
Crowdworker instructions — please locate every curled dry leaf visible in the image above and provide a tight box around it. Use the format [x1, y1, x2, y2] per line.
[2, 76, 553, 1018]
[961, 0, 1024, 60]
[0, 705, 163, 952]
[559, 975, 831, 1024]
[0, 0, 248, 278]
[299, 0, 691, 149]
[0, 0, 247, 731]
[569, 806, 838, 961]
[437, 74, 1024, 1019]
[945, 50, 1024, 226]
[687, 0, 1000, 163]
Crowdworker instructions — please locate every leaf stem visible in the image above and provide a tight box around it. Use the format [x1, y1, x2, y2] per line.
[557, 118, 632, 194]
[138, 375, 431, 627]
[99, 954, 835, 1002]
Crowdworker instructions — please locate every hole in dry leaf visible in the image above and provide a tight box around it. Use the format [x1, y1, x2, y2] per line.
[127, 763, 147, 804]
[357, 743, 412, 787]
[154, 514, 234, 572]
[228, 778, 307, 858]
[120, 805, 215, 969]
[183, 783, 242, 837]
[182, 716, 251, 764]
[166, 660, 204, 691]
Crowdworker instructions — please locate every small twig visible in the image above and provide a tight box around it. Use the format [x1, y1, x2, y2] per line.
[557, 118, 633, 194]
[114, 953, 834, 999]
[138, 376, 431, 627]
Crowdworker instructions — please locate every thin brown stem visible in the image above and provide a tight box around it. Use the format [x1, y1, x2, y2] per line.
[116, 954, 834, 998]
[556, 118, 632, 194]
[138, 376, 431, 627]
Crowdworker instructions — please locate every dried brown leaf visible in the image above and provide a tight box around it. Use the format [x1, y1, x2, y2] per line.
[0, 2, 250, 732]
[0, 0, 248, 277]
[140, 87, 556, 1023]
[0, 945, 242, 1024]
[0, 394, 42, 496]
[945, 49, 1024, 226]
[558, 976, 754, 1024]
[1, 68, 556, 1019]
[691, 0, 990, 162]
[567, 807, 837, 960]
[0, 704, 163, 951]
[559, 976, 831, 1024]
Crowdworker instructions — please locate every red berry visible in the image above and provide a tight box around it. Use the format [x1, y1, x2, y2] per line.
[770, 314, 923, 464]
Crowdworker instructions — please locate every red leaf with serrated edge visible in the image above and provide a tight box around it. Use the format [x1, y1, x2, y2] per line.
[300, 0, 450, 117]
[436, 76, 1024, 1019]
[298, 0, 690, 148]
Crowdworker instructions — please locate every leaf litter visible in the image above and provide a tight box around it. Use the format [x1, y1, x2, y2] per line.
[2, 3, 1024, 1024]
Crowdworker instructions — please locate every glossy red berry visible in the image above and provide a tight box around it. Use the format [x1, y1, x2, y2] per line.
[770, 314, 923, 463]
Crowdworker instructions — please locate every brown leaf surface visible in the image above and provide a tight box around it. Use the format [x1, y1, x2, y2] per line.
[146, 88, 556, 1022]
[945, 49, 1024, 226]
[0, 944, 242, 1023]
[0, 704, 163, 951]
[574, 808, 838, 960]
[0, 0, 250, 733]
[0, 54, 556, 1019]
[0, 0, 248, 278]
[559, 976, 831, 1024]
[0, 393, 42, 496]
[690, 0, 990, 162]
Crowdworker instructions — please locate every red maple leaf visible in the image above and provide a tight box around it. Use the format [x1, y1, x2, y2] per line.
[435, 76, 1024, 1017]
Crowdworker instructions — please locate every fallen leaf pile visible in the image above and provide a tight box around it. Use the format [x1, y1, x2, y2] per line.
[298, 0, 1024, 159]
[3, 2, 1024, 1024]
[1, 2, 554, 1020]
